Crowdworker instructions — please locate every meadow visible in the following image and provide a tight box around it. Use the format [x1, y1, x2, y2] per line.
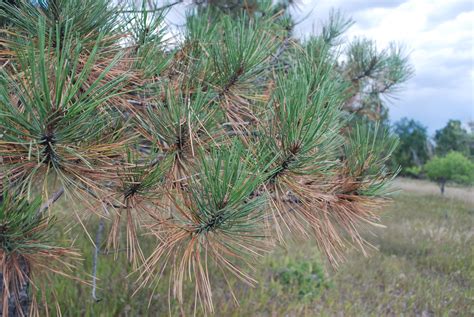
[45, 179, 474, 316]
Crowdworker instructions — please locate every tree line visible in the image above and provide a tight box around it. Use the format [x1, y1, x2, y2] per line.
[392, 118, 474, 193]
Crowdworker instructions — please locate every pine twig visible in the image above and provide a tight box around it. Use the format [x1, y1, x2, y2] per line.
[37, 187, 64, 216]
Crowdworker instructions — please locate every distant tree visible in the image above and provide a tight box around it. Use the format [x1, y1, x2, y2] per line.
[424, 152, 474, 194]
[340, 39, 413, 123]
[392, 118, 430, 172]
[468, 121, 474, 157]
[434, 120, 471, 157]
[468, 121, 474, 133]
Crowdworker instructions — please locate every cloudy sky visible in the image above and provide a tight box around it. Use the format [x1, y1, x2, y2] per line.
[290, 0, 474, 134]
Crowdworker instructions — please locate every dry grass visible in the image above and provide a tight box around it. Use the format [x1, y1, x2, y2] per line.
[393, 177, 474, 204]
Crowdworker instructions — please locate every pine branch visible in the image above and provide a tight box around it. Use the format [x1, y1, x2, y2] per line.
[0, 1, 409, 312]
[351, 57, 379, 82]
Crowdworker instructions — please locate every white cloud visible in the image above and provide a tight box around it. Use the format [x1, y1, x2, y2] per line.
[293, 0, 474, 133]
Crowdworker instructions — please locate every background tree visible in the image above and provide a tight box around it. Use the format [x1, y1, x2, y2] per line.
[466, 121, 474, 158]
[340, 39, 413, 124]
[424, 152, 474, 194]
[392, 117, 430, 173]
[434, 119, 472, 157]
[0, 0, 407, 315]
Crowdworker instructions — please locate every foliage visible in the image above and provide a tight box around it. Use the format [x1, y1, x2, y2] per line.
[1, 0, 119, 46]
[424, 152, 474, 189]
[392, 118, 430, 171]
[0, 18, 127, 197]
[434, 120, 472, 157]
[0, 0, 18, 26]
[274, 259, 329, 300]
[0, 0, 407, 314]
[343, 122, 399, 196]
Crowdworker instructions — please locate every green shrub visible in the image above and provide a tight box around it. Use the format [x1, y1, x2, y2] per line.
[274, 259, 329, 300]
[404, 166, 422, 178]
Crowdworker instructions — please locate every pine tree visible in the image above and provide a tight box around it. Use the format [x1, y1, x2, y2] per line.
[393, 118, 430, 170]
[434, 120, 472, 157]
[0, 0, 409, 315]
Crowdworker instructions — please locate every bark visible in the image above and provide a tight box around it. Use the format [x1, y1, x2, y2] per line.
[0, 257, 30, 317]
[410, 147, 421, 167]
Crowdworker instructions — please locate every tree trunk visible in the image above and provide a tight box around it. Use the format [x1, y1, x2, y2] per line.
[439, 178, 446, 195]
[0, 257, 30, 317]
[410, 147, 421, 167]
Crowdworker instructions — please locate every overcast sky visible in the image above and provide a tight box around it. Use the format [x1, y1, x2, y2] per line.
[290, 0, 474, 134]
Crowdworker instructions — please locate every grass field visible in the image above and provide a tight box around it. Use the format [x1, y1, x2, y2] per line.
[42, 179, 474, 316]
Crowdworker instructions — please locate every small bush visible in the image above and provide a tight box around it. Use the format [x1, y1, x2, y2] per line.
[274, 259, 329, 299]
[404, 166, 422, 179]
